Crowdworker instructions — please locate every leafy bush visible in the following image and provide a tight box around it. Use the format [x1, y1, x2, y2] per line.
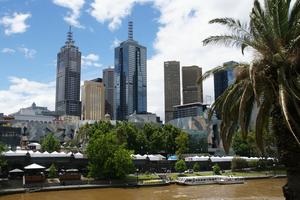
[193, 162, 200, 172]
[248, 160, 258, 169]
[231, 157, 248, 171]
[175, 159, 187, 173]
[212, 164, 221, 175]
[48, 163, 57, 178]
[257, 159, 270, 170]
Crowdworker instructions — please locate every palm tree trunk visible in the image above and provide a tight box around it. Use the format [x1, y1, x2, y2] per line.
[272, 104, 300, 200]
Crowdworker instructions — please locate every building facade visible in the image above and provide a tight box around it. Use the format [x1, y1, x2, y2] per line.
[114, 21, 147, 120]
[214, 61, 238, 101]
[173, 102, 207, 119]
[164, 61, 181, 123]
[81, 78, 105, 120]
[103, 68, 114, 119]
[182, 66, 203, 104]
[55, 28, 82, 118]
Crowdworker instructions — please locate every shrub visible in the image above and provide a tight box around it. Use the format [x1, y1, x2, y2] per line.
[48, 163, 57, 178]
[193, 162, 200, 172]
[231, 157, 248, 171]
[212, 164, 221, 175]
[175, 159, 187, 173]
[248, 160, 258, 169]
[257, 159, 269, 170]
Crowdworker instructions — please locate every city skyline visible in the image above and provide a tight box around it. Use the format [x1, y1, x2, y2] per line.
[0, 0, 255, 121]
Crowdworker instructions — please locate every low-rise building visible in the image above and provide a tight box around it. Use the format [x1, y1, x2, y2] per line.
[11, 102, 56, 123]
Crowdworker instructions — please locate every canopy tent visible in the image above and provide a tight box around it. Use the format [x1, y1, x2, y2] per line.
[9, 168, 24, 173]
[24, 163, 45, 170]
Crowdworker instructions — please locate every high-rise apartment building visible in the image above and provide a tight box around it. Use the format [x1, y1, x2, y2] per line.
[103, 68, 114, 119]
[81, 78, 105, 120]
[182, 66, 203, 104]
[164, 61, 181, 123]
[213, 61, 238, 101]
[114, 21, 147, 120]
[55, 28, 81, 118]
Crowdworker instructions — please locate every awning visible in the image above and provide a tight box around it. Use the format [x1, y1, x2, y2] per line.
[24, 163, 45, 170]
[9, 168, 24, 173]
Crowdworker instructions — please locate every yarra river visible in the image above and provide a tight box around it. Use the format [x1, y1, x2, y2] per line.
[1, 178, 285, 200]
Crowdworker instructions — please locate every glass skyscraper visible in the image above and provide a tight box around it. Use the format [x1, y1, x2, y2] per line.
[114, 21, 147, 120]
[55, 28, 81, 118]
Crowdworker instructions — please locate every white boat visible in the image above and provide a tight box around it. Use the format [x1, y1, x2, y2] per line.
[176, 176, 220, 185]
[176, 176, 244, 185]
[217, 176, 244, 184]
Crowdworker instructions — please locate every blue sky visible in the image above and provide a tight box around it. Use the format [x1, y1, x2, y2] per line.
[0, 0, 257, 120]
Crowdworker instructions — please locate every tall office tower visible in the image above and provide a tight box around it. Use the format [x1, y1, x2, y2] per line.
[182, 66, 203, 104]
[114, 21, 147, 120]
[164, 61, 181, 123]
[81, 78, 105, 120]
[213, 61, 238, 101]
[103, 67, 114, 119]
[55, 27, 82, 118]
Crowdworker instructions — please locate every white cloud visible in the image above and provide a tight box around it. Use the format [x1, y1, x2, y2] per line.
[53, 0, 85, 28]
[0, 12, 31, 35]
[0, 77, 55, 115]
[18, 47, 37, 59]
[89, 0, 150, 31]
[110, 38, 121, 49]
[81, 53, 102, 68]
[146, 0, 255, 121]
[1, 48, 15, 54]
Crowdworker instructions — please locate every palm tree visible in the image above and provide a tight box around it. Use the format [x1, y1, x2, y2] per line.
[201, 0, 300, 199]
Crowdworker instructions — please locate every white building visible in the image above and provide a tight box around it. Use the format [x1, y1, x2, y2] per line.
[11, 103, 56, 123]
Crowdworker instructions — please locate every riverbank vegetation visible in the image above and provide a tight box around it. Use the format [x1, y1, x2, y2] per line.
[79, 121, 189, 179]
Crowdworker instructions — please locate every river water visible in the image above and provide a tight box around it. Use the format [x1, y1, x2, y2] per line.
[1, 178, 286, 200]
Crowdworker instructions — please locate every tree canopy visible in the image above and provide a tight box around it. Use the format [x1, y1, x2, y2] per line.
[41, 133, 60, 153]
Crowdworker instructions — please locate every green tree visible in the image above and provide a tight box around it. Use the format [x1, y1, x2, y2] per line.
[212, 164, 221, 175]
[41, 133, 60, 152]
[0, 143, 7, 174]
[193, 162, 201, 172]
[48, 163, 57, 178]
[86, 131, 133, 179]
[175, 159, 187, 173]
[232, 131, 259, 157]
[175, 132, 189, 158]
[201, 0, 300, 198]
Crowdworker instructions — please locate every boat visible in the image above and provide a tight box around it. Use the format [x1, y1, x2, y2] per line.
[176, 176, 220, 185]
[217, 176, 244, 184]
[176, 176, 244, 185]
[139, 179, 170, 187]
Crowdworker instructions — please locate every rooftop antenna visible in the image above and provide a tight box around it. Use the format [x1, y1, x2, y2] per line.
[66, 26, 74, 45]
[128, 21, 133, 40]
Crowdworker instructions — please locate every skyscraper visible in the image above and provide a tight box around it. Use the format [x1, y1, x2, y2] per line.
[164, 61, 181, 123]
[213, 61, 238, 101]
[81, 78, 105, 120]
[103, 67, 114, 119]
[114, 21, 147, 120]
[55, 27, 81, 118]
[182, 66, 203, 104]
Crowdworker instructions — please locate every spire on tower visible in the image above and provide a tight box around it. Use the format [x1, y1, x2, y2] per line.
[128, 21, 133, 40]
[66, 26, 74, 45]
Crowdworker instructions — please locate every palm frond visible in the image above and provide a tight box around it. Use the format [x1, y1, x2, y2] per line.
[279, 84, 300, 147]
[239, 83, 254, 138]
